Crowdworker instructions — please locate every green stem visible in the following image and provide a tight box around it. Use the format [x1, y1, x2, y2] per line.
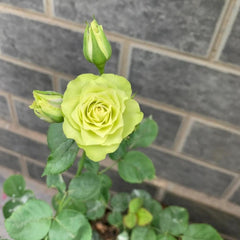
[57, 192, 67, 214]
[99, 160, 120, 175]
[96, 63, 105, 75]
[76, 151, 86, 176]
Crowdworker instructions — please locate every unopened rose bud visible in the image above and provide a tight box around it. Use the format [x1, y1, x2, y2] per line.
[83, 19, 112, 74]
[29, 90, 63, 123]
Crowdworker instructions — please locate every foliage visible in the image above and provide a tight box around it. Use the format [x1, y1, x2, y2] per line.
[2, 119, 223, 240]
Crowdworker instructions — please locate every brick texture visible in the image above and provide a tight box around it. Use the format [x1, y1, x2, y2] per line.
[59, 78, 69, 94]
[183, 121, 240, 171]
[27, 161, 46, 183]
[140, 104, 182, 148]
[14, 100, 49, 133]
[0, 59, 53, 99]
[129, 48, 240, 126]
[54, 0, 224, 55]
[0, 150, 21, 171]
[142, 147, 234, 197]
[220, 10, 240, 66]
[0, 95, 11, 122]
[0, 128, 49, 162]
[0, 0, 44, 12]
[230, 187, 240, 206]
[0, 13, 120, 76]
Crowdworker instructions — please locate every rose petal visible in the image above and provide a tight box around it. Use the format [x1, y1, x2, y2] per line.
[122, 99, 144, 138]
[101, 74, 132, 97]
[83, 143, 120, 162]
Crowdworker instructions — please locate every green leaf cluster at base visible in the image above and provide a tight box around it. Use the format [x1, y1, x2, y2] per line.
[2, 117, 223, 240]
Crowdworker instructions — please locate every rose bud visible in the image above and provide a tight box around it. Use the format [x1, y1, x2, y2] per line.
[29, 90, 63, 123]
[83, 19, 112, 74]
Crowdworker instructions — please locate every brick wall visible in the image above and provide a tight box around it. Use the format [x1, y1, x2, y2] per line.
[0, 0, 240, 239]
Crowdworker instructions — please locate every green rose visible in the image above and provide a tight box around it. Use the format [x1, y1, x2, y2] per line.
[61, 74, 143, 162]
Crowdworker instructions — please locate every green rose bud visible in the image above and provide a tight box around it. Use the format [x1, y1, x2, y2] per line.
[61, 74, 143, 162]
[29, 90, 63, 123]
[83, 19, 112, 74]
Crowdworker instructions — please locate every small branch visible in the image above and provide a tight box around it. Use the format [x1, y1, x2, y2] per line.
[76, 151, 86, 176]
[57, 192, 67, 214]
[99, 160, 120, 175]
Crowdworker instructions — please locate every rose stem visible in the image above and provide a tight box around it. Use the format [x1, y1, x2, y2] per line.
[99, 159, 120, 175]
[76, 151, 86, 176]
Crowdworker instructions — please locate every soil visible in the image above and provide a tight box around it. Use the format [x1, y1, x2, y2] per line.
[91, 205, 169, 240]
[91, 212, 119, 240]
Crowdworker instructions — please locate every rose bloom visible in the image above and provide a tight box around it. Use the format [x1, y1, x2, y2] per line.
[61, 73, 143, 161]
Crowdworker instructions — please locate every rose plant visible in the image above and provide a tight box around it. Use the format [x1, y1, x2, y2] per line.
[1, 19, 224, 240]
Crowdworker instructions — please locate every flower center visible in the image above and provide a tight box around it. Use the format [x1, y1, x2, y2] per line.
[87, 100, 111, 125]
